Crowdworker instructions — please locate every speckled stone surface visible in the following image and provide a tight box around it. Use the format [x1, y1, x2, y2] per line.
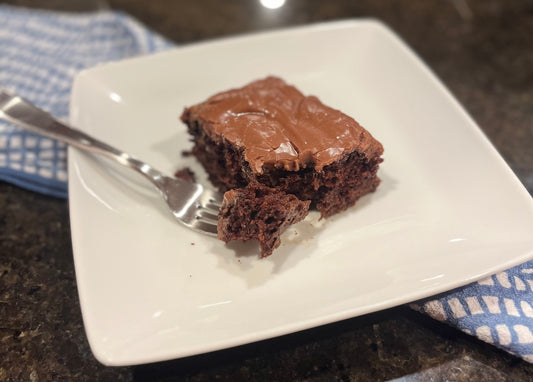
[1, 0, 532, 381]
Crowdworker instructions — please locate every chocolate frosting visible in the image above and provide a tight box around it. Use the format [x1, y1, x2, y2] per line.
[185, 77, 383, 173]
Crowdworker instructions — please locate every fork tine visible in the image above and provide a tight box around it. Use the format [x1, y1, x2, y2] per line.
[206, 189, 224, 204]
[182, 188, 222, 236]
[205, 196, 222, 207]
[196, 209, 219, 222]
[196, 189, 223, 211]
[203, 202, 221, 215]
[189, 219, 218, 236]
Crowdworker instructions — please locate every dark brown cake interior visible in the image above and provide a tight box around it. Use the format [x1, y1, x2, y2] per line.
[183, 118, 382, 218]
[218, 182, 310, 257]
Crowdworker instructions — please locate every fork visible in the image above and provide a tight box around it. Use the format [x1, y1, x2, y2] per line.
[0, 90, 222, 236]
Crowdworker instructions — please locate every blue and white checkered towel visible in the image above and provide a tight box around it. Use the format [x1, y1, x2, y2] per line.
[0, 5, 171, 197]
[1, 5, 532, 363]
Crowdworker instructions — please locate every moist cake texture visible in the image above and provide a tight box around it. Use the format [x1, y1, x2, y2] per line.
[218, 182, 310, 257]
[181, 76, 384, 256]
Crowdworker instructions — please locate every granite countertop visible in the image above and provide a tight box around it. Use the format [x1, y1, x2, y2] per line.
[1, 0, 532, 381]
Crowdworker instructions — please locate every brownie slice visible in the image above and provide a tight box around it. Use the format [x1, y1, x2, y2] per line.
[181, 76, 383, 218]
[181, 76, 384, 256]
[218, 182, 310, 258]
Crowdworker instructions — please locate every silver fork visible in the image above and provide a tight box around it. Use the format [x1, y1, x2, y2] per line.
[0, 90, 222, 236]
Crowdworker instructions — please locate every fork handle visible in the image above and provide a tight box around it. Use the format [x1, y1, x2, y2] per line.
[0, 90, 168, 188]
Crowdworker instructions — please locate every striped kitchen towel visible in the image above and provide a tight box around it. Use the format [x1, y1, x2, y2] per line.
[0, 5, 171, 197]
[0, 5, 531, 363]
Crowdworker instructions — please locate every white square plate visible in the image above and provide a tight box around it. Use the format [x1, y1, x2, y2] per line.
[69, 20, 533, 366]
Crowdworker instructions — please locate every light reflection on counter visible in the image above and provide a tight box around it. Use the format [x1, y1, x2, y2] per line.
[260, 0, 286, 10]
[387, 356, 501, 381]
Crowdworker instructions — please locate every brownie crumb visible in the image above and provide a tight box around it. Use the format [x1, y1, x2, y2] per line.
[174, 167, 196, 183]
[218, 181, 310, 258]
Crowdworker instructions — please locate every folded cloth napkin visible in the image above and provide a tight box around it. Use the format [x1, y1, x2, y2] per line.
[412, 261, 533, 363]
[1, 4, 531, 363]
[0, 5, 171, 197]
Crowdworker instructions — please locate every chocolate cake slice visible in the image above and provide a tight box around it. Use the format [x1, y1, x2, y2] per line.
[218, 182, 310, 257]
[181, 76, 384, 255]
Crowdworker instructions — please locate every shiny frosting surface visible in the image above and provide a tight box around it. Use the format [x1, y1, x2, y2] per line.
[188, 77, 383, 173]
